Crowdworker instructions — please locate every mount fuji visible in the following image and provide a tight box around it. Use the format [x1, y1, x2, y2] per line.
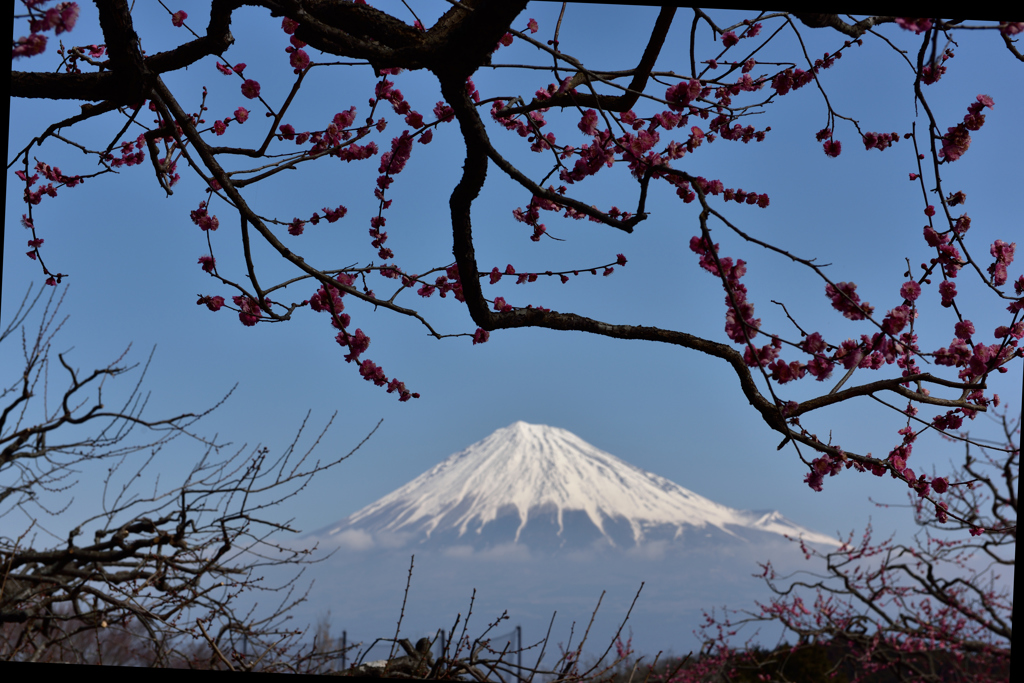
[313, 421, 838, 553]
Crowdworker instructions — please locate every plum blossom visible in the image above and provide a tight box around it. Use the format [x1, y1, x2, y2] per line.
[940, 124, 971, 161]
[895, 18, 933, 34]
[823, 139, 842, 157]
[987, 240, 1016, 286]
[825, 282, 873, 320]
[197, 295, 225, 311]
[954, 320, 975, 339]
[13, 33, 48, 59]
[171, 11, 187, 27]
[241, 79, 261, 99]
[289, 48, 310, 72]
[900, 280, 921, 301]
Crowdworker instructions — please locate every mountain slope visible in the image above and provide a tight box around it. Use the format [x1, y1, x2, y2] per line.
[316, 421, 839, 551]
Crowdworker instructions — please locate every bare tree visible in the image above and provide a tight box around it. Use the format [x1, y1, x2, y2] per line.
[0, 284, 379, 668]
[685, 405, 1016, 683]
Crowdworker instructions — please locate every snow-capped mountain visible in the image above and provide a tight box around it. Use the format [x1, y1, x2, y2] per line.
[315, 421, 838, 551]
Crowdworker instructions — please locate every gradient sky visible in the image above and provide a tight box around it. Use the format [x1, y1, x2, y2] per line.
[5, 1, 1021, 577]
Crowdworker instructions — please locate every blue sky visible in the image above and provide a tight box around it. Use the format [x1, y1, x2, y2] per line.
[5, 1, 1021, 570]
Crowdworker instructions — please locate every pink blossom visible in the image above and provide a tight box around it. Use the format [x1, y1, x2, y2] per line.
[527, 18, 538, 33]
[378, 132, 414, 174]
[198, 295, 225, 311]
[882, 305, 911, 335]
[289, 48, 310, 71]
[321, 205, 347, 223]
[190, 201, 220, 231]
[171, 10, 187, 27]
[472, 328, 490, 344]
[288, 218, 305, 236]
[342, 329, 370, 362]
[895, 18, 933, 34]
[13, 33, 48, 59]
[932, 410, 963, 431]
[721, 31, 739, 48]
[198, 255, 216, 273]
[358, 360, 387, 386]
[939, 124, 971, 161]
[282, 17, 298, 34]
[234, 107, 249, 123]
[900, 281, 921, 301]
[1001, 22, 1024, 35]
[995, 322, 1024, 340]
[665, 79, 703, 112]
[822, 139, 842, 157]
[578, 109, 599, 136]
[954, 320, 975, 339]
[232, 295, 263, 326]
[987, 240, 1016, 286]
[825, 281, 873, 320]
[30, 3, 79, 35]
[213, 120, 227, 135]
[241, 79, 261, 99]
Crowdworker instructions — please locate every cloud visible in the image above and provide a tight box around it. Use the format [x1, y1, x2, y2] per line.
[330, 528, 375, 551]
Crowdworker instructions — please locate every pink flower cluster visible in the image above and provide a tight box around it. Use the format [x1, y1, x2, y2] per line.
[416, 264, 464, 301]
[987, 240, 1016, 286]
[895, 18, 933, 34]
[286, 34, 309, 73]
[17, 161, 82, 211]
[862, 131, 900, 151]
[933, 337, 1020, 383]
[805, 450, 845, 492]
[923, 226, 965, 278]
[189, 201, 220, 231]
[197, 295, 225, 311]
[233, 295, 268, 327]
[825, 281, 874, 320]
[373, 78, 424, 128]
[13, 1, 79, 59]
[689, 235, 761, 346]
[940, 95, 994, 162]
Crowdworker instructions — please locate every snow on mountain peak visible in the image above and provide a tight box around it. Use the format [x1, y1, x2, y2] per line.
[321, 422, 839, 549]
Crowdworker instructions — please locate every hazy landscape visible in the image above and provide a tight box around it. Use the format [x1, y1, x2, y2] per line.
[265, 422, 842, 663]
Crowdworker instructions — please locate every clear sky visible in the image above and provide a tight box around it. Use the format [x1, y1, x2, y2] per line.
[5, 1, 1021, 578]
